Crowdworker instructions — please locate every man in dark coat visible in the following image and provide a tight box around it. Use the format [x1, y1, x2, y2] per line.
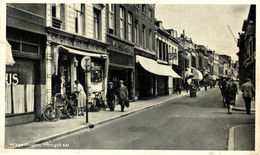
[220, 78, 227, 107]
[118, 80, 129, 112]
[224, 82, 236, 114]
[241, 78, 255, 115]
[106, 82, 116, 111]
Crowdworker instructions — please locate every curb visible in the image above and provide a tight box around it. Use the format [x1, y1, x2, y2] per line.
[227, 124, 255, 151]
[11, 94, 187, 149]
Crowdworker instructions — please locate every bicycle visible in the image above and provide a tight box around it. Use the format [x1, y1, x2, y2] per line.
[89, 90, 106, 112]
[43, 93, 78, 121]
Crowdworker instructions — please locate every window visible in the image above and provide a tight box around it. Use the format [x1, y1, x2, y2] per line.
[192, 56, 196, 67]
[51, 4, 62, 29]
[134, 20, 139, 44]
[75, 4, 84, 34]
[127, 13, 132, 42]
[7, 30, 40, 55]
[148, 8, 152, 19]
[149, 29, 152, 49]
[108, 4, 115, 33]
[135, 4, 139, 8]
[142, 25, 146, 47]
[120, 7, 125, 39]
[94, 8, 101, 40]
[142, 4, 146, 14]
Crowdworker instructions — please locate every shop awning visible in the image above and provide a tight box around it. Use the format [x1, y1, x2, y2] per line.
[136, 55, 181, 78]
[192, 70, 203, 80]
[6, 40, 15, 66]
[61, 46, 107, 59]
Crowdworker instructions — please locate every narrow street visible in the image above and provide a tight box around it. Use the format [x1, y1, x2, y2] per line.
[31, 88, 255, 150]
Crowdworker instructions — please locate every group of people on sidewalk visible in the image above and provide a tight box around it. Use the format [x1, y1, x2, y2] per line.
[73, 79, 129, 115]
[219, 77, 255, 115]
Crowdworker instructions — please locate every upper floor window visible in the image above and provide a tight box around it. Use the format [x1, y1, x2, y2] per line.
[142, 4, 146, 14]
[142, 25, 146, 48]
[135, 4, 139, 9]
[75, 4, 85, 34]
[127, 12, 133, 42]
[51, 4, 62, 29]
[149, 29, 152, 49]
[120, 7, 125, 39]
[148, 8, 152, 19]
[134, 20, 139, 44]
[93, 8, 101, 40]
[108, 4, 115, 33]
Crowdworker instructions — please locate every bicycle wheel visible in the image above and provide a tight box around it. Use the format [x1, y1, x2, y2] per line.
[66, 104, 78, 118]
[43, 105, 61, 121]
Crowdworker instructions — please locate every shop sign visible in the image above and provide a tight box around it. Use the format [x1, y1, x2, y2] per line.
[6, 72, 19, 86]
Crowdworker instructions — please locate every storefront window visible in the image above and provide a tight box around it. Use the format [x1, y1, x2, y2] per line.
[6, 59, 36, 115]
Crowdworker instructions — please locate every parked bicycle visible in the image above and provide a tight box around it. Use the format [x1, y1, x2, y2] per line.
[43, 93, 78, 121]
[89, 90, 106, 112]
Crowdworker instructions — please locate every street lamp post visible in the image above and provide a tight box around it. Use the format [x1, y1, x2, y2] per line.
[81, 56, 91, 123]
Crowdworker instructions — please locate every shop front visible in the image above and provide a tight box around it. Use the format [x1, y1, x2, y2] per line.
[107, 34, 135, 100]
[46, 28, 108, 114]
[5, 28, 45, 126]
[136, 55, 181, 98]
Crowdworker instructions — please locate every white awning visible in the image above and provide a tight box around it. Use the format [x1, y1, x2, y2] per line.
[136, 55, 181, 78]
[61, 46, 107, 59]
[6, 40, 15, 66]
[192, 70, 203, 80]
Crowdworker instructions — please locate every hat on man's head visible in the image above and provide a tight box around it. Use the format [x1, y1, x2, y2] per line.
[109, 82, 113, 85]
[246, 78, 251, 82]
[119, 80, 124, 84]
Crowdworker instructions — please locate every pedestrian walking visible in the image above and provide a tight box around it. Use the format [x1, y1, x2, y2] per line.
[106, 82, 116, 111]
[231, 79, 238, 105]
[204, 80, 208, 91]
[241, 78, 255, 115]
[74, 80, 87, 116]
[219, 78, 227, 107]
[176, 84, 182, 94]
[224, 82, 236, 114]
[118, 80, 129, 112]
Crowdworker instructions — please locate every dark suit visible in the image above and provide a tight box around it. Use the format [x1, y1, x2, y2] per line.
[118, 85, 129, 112]
[106, 87, 116, 111]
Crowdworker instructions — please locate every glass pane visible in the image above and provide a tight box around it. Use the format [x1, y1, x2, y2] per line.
[22, 43, 38, 54]
[22, 34, 39, 44]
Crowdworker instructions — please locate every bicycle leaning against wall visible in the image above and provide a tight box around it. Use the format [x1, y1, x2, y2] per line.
[43, 93, 78, 121]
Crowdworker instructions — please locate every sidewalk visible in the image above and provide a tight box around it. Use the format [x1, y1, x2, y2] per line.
[232, 91, 255, 112]
[5, 91, 190, 149]
[228, 90, 256, 151]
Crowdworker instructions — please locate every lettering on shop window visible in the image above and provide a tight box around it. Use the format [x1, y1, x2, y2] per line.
[6, 73, 19, 86]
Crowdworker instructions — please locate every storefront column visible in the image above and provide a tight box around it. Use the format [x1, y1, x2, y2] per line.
[46, 41, 52, 104]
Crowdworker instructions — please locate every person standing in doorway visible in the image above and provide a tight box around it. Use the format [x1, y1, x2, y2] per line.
[118, 80, 129, 112]
[241, 78, 255, 115]
[106, 82, 116, 111]
[74, 80, 87, 116]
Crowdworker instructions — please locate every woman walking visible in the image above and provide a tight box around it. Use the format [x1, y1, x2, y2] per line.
[74, 80, 87, 116]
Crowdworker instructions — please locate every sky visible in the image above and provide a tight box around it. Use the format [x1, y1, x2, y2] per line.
[155, 4, 251, 61]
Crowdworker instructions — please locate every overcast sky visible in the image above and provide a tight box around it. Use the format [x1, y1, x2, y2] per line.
[155, 4, 251, 61]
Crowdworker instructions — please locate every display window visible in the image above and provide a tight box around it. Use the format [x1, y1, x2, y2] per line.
[5, 59, 36, 115]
